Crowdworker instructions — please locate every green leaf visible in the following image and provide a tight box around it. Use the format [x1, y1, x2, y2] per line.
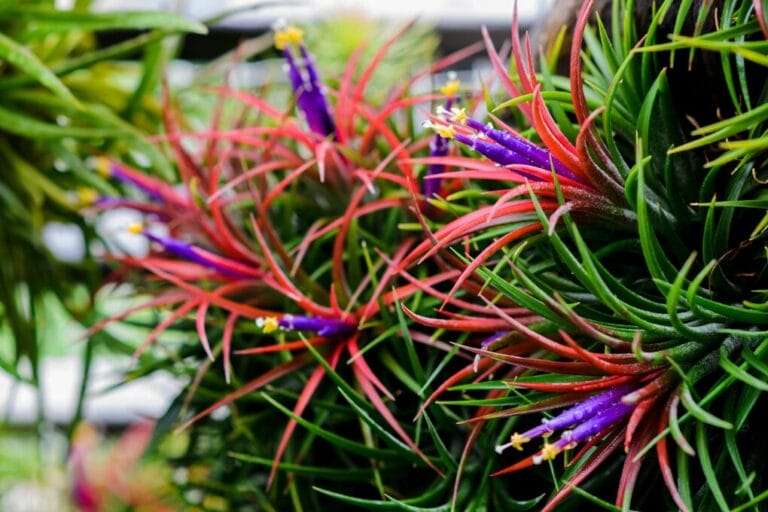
[0, 103, 120, 139]
[719, 349, 768, 391]
[314, 485, 451, 512]
[227, 452, 381, 481]
[259, 391, 408, 461]
[0, 32, 77, 106]
[696, 422, 730, 512]
[680, 385, 732, 429]
[6, 7, 207, 34]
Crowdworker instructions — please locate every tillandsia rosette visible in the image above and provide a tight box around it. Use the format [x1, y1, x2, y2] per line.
[84, 1, 768, 510]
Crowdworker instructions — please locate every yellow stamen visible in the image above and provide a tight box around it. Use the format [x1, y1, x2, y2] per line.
[440, 79, 461, 97]
[540, 442, 560, 461]
[76, 187, 98, 207]
[274, 25, 304, 50]
[127, 222, 144, 235]
[434, 124, 455, 140]
[95, 156, 111, 177]
[509, 432, 530, 451]
[260, 316, 279, 334]
[189, 176, 205, 208]
[449, 107, 468, 125]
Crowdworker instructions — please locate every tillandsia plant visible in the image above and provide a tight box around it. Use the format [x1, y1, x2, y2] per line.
[69, 420, 178, 511]
[90, 1, 768, 511]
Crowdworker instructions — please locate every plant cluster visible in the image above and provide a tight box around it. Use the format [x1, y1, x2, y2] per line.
[87, 1, 768, 510]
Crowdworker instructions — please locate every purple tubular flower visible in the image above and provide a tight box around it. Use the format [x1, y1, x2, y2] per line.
[279, 314, 355, 338]
[498, 384, 635, 454]
[525, 385, 632, 440]
[141, 231, 253, 279]
[282, 44, 336, 138]
[556, 399, 634, 448]
[465, 119, 578, 180]
[480, 331, 508, 349]
[422, 134, 450, 197]
[110, 165, 164, 201]
[283, 50, 325, 134]
[422, 77, 462, 197]
[300, 46, 337, 137]
[283, 49, 306, 95]
[454, 133, 531, 167]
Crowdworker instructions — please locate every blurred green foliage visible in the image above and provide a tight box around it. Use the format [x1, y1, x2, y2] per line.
[0, 0, 203, 400]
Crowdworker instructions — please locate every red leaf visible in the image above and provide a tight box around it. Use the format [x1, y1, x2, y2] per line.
[268, 342, 344, 488]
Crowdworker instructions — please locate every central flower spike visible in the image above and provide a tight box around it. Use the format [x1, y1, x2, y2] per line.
[496, 384, 635, 462]
[273, 21, 336, 139]
[257, 314, 355, 338]
[422, 74, 462, 198]
[128, 223, 260, 279]
[428, 110, 581, 182]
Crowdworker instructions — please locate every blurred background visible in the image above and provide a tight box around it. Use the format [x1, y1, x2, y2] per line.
[0, 0, 553, 509]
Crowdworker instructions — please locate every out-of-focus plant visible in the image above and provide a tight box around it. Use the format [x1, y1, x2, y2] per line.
[0, 1, 204, 419]
[304, 16, 439, 101]
[69, 420, 178, 511]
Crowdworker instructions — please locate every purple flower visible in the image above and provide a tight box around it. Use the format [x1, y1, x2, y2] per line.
[274, 24, 336, 138]
[96, 158, 165, 201]
[555, 399, 633, 446]
[454, 132, 532, 167]
[465, 119, 578, 180]
[422, 134, 450, 198]
[257, 314, 355, 338]
[472, 331, 509, 372]
[480, 330, 508, 350]
[429, 110, 581, 182]
[129, 224, 257, 279]
[496, 384, 635, 461]
[422, 76, 462, 198]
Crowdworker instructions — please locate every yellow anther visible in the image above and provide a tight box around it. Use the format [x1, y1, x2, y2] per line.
[260, 316, 280, 334]
[440, 79, 461, 97]
[95, 157, 111, 177]
[509, 432, 530, 451]
[540, 442, 561, 461]
[274, 25, 304, 50]
[434, 124, 455, 140]
[127, 222, 144, 235]
[449, 107, 468, 125]
[76, 187, 98, 206]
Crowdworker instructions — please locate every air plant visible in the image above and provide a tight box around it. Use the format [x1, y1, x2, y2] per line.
[91, 1, 768, 510]
[69, 421, 176, 511]
[87, 19, 491, 509]
[408, 0, 768, 510]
